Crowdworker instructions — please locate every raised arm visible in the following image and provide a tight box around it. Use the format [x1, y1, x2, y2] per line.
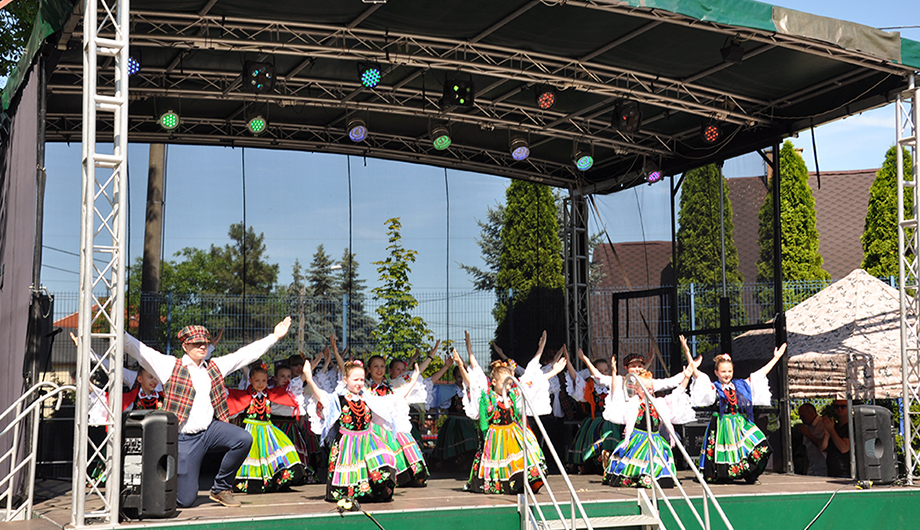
[492, 341, 510, 361]
[417, 340, 442, 373]
[428, 354, 453, 384]
[320, 345, 331, 374]
[465, 331, 481, 372]
[407, 349, 421, 367]
[330, 334, 345, 374]
[451, 348, 472, 388]
[301, 359, 327, 402]
[531, 330, 547, 364]
[752, 343, 787, 378]
[544, 355, 567, 380]
[577, 348, 605, 380]
[563, 344, 578, 381]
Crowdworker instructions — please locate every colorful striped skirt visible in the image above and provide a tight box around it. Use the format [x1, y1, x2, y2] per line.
[603, 428, 675, 488]
[325, 427, 397, 502]
[370, 423, 429, 487]
[271, 415, 319, 483]
[465, 423, 546, 495]
[699, 412, 770, 483]
[567, 416, 620, 469]
[235, 418, 305, 493]
[433, 415, 480, 462]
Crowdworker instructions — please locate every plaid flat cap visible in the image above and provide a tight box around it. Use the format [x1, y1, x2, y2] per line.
[178, 325, 210, 344]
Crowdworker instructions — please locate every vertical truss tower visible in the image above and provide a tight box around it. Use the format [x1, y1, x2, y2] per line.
[899, 74, 920, 483]
[72, 0, 130, 525]
[564, 194, 590, 357]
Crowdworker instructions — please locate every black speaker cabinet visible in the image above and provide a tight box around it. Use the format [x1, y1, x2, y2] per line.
[122, 409, 178, 519]
[853, 405, 897, 485]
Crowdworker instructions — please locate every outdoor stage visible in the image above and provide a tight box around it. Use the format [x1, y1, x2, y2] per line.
[21, 470, 920, 530]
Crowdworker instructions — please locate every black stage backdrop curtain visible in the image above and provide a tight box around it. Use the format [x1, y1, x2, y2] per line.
[0, 60, 40, 479]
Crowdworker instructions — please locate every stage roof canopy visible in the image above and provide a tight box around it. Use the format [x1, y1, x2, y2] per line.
[15, 0, 920, 192]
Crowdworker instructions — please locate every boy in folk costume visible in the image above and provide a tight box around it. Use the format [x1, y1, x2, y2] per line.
[124, 317, 292, 508]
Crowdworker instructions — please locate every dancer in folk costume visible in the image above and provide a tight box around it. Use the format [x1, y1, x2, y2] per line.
[454, 344, 565, 495]
[227, 367, 305, 493]
[432, 362, 481, 469]
[563, 347, 620, 473]
[690, 338, 787, 483]
[363, 352, 431, 487]
[303, 356, 420, 503]
[270, 363, 322, 484]
[602, 360, 695, 488]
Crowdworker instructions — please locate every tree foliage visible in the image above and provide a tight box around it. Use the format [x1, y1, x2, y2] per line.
[494, 181, 565, 361]
[757, 141, 830, 283]
[862, 146, 915, 277]
[371, 218, 434, 360]
[0, 1, 38, 81]
[675, 164, 746, 351]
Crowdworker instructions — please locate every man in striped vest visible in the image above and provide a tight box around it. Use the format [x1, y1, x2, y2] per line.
[125, 317, 291, 508]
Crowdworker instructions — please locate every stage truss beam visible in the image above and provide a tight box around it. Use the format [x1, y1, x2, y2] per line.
[899, 74, 920, 483]
[72, 0, 129, 526]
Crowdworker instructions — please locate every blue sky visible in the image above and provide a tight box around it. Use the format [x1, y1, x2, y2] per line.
[38, 0, 920, 298]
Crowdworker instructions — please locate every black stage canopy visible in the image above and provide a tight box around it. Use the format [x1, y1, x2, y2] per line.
[23, 0, 920, 193]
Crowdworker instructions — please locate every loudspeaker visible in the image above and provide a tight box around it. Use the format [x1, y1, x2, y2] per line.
[23, 291, 56, 379]
[122, 410, 178, 519]
[853, 405, 897, 485]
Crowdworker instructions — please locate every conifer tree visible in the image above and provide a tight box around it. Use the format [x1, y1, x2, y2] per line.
[862, 146, 915, 277]
[494, 181, 565, 361]
[675, 164, 745, 347]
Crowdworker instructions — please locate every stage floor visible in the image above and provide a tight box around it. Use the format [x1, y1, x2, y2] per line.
[27, 469, 901, 528]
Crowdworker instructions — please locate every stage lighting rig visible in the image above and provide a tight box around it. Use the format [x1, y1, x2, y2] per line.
[247, 116, 267, 135]
[127, 57, 141, 76]
[510, 137, 530, 161]
[613, 99, 642, 134]
[358, 63, 382, 88]
[573, 150, 594, 171]
[431, 125, 451, 150]
[159, 110, 179, 131]
[721, 40, 744, 65]
[243, 61, 275, 94]
[700, 121, 723, 144]
[443, 78, 475, 108]
[348, 119, 368, 142]
[536, 85, 556, 110]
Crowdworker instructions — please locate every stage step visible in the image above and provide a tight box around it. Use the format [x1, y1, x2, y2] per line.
[535, 515, 660, 530]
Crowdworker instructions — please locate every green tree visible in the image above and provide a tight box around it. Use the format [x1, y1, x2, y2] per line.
[756, 141, 830, 309]
[494, 181, 565, 361]
[0, 1, 38, 81]
[338, 247, 376, 354]
[459, 202, 504, 291]
[862, 146, 915, 277]
[675, 164, 746, 349]
[371, 218, 434, 360]
[210, 222, 279, 295]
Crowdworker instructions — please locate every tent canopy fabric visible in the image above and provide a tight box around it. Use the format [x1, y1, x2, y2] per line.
[711, 269, 914, 400]
[3, 0, 918, 192]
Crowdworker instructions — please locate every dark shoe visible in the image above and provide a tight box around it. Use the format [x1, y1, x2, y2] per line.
[209, 490, 241, 507]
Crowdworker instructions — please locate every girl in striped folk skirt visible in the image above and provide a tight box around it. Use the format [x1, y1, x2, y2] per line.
[690, 343, 786, 484]
[603, 367, 694, 488]
[226, 367, 305, 493]
[303, 357, 420, 503]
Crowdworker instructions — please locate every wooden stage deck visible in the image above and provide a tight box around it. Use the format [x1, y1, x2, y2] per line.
[27, 469, 906, 528]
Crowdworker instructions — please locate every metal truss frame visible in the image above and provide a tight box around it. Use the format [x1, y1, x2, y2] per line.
[898, 74, 920, 483]
[72, 0, 129, 525]
[564, 194, 591, 357]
